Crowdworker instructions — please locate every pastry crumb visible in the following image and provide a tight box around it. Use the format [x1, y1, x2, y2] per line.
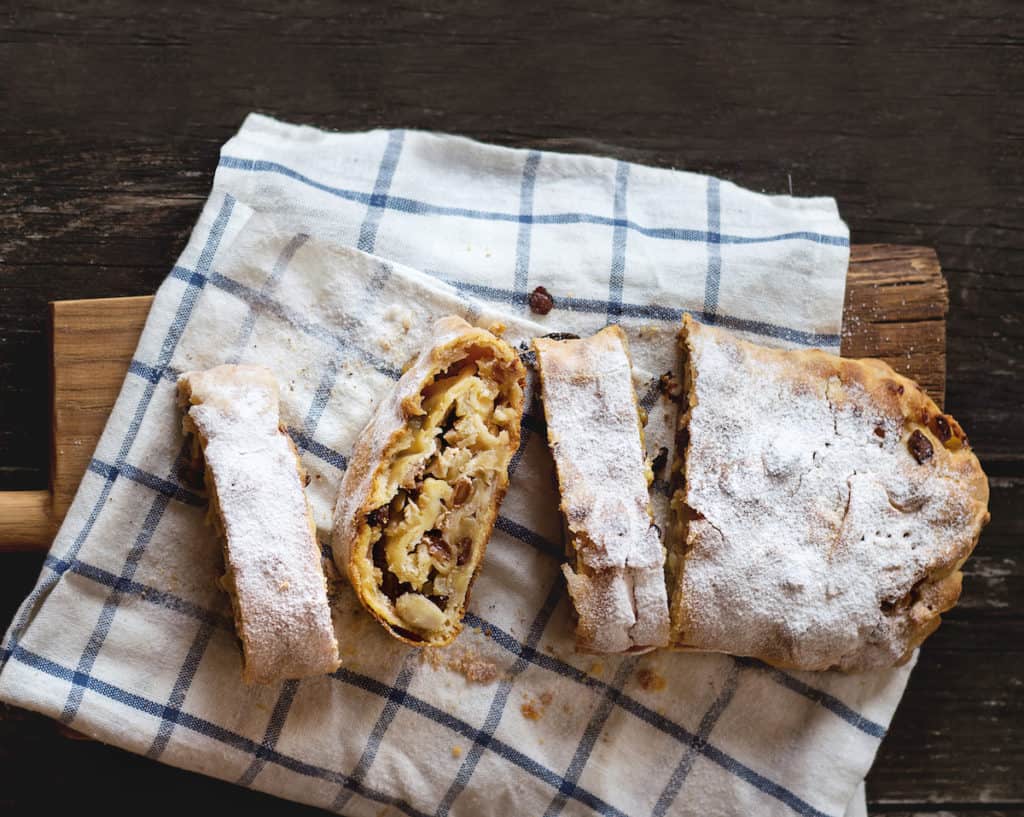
[488, 321, 507, 337]
[520, 691, 553, 721]
[447, 650, 500, 684]
[451, 746, 462, 758]
[520, 701, 541, 720]
[421, 646, 500, 684]
[589, 661, 604, 677]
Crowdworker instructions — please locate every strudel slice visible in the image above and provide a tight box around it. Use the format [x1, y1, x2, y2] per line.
[669, 315, 990, 671]
[178, 365, 341, 684]
[332, 316, 526, 646]
[533, 326, 670, 653]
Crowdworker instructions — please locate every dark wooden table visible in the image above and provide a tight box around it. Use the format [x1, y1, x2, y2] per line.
[1, 3, 1021, 815]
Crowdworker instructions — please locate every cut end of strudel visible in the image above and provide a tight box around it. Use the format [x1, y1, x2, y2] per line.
[534, 326, 670, 654]
[332, 315, 526, 647]
[668, 315, 990, 672]
[178, 365, 341, 685]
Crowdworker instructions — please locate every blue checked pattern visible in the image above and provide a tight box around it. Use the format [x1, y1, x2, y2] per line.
[0, 115, 910, 817]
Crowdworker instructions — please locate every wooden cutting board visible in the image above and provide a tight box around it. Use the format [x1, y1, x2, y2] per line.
[0, 244, 946, 549]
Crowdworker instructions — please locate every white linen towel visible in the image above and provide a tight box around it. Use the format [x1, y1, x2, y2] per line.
[0, 114, 906, 817]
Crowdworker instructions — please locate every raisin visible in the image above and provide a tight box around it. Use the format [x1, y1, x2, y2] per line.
[907, 429, 934, 464]
[452, 480, 472, 506]
[932, 415, 952, 442]
[423, 530, 451, 562]
[456, 537, 473, 567]
[652, 446, 669, 474]
[873, 426, 886, 439]
[367, 506, 390, 527]
[528, 286, 554, 315]
[381, 568, 401, 601]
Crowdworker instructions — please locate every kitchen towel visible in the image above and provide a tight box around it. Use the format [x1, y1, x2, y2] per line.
[0, 114, 908, 816]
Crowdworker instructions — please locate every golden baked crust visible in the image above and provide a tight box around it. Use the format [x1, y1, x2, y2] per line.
[534, 326, 670, 654]
[331, 315, 526, 647]
[668, 315, 989, 672]
[178, 365, 341, 684]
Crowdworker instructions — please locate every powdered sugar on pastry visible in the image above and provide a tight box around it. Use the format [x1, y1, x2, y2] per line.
[534, 326, 670, 653]
[670, 316, 989, 671]
[179, 365, 341, 684]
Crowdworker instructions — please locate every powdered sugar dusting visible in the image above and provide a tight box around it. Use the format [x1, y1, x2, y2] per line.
[675, 321, 985, 671]
[536, 327, 669, 652]
[180, 366, 340, 684]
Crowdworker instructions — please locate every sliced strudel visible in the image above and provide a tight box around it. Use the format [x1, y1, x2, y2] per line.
[178, 365, 341, 684]
[668, 315, 990, 671]
[533, 326, 670, 653]
[332, 315, 526, 646]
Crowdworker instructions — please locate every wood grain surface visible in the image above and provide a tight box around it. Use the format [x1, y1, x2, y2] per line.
[48, 296, 152, 521]
[1, 2, 1020, 816]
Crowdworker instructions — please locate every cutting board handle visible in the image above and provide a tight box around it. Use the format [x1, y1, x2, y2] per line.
[0, 490, 53, 551]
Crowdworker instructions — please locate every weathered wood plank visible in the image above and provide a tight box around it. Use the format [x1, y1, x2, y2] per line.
[0, 490, 51, 551]
[869, 617, 1024, 809]
[955, 477, 1023, 615]
[843, 245, 947, 407]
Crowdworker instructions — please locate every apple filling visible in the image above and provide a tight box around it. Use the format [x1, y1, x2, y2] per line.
[359, 352, 520, 642]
